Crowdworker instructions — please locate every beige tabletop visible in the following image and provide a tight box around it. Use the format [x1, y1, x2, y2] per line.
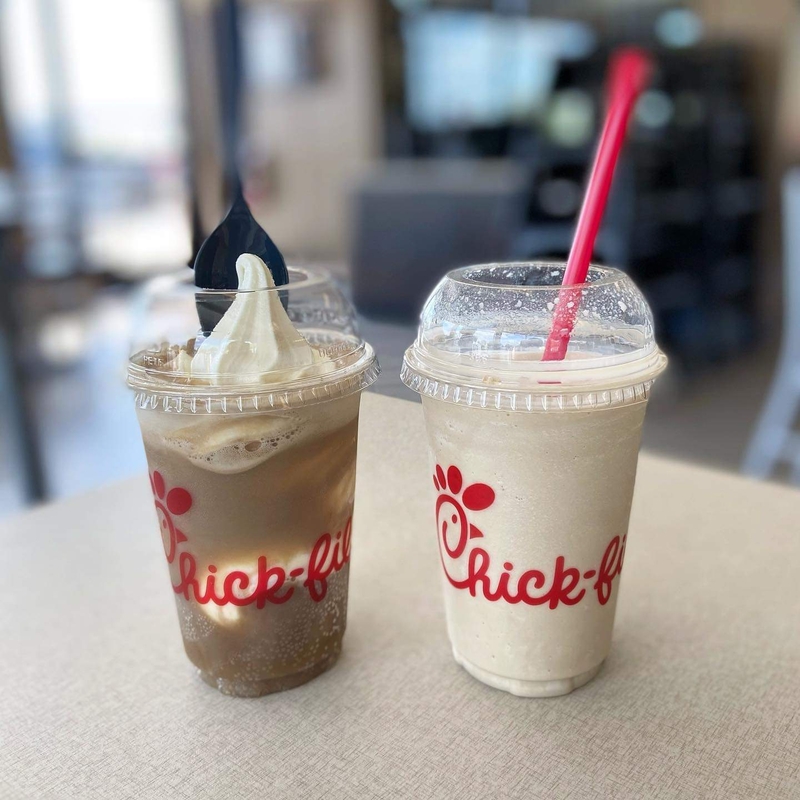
[1, 393, 799, 799]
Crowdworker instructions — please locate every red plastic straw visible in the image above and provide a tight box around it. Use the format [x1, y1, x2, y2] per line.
[542, 47, 653, 362]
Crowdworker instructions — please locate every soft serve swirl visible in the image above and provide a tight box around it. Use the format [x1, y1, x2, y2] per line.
[188, 253, 322, 384]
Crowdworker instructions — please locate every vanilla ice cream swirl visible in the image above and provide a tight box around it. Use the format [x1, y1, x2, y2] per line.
[190, 253, 322, 384]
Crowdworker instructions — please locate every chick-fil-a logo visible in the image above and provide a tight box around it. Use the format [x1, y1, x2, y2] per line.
[150, 470, 350, 607]
[433, 464, 625, 608]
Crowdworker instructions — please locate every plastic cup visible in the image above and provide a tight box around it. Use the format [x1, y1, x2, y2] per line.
[128, 268, 379, 697]
[402, 262, 666, 697]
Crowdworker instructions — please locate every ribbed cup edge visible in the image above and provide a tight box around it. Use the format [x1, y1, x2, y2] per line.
[133, 360, 379, 414]
[400, 360, 657, 412]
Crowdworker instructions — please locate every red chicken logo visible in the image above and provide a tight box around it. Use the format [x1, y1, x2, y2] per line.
[433, 464, 495, 560]
[149, 470, 192, 564]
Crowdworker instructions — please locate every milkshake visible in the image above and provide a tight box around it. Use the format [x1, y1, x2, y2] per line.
[402, 262, 666, 697]
[129, 256, 378, 696]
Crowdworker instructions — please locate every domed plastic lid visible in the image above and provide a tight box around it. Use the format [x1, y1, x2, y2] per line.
[402, 262, 666, 412]
[128, 266, 379, 414]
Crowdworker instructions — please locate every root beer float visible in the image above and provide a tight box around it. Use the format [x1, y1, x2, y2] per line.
[128, 196, 378, 697]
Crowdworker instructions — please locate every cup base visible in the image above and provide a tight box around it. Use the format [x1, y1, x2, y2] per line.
[198, 649, 341, 698]
[452, 648, 604, 698]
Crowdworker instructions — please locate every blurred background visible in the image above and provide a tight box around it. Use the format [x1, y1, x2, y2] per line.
[1, 0, 800, 517]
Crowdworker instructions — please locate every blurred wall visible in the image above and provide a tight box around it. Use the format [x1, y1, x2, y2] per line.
[245, 0, 381, 260]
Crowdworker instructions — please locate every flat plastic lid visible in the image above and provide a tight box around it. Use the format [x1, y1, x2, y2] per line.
[128, 267, 379, 413]
[402, 262, 666, 412]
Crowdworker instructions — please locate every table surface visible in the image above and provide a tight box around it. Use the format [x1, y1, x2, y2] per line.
[2, 393, 799, 800]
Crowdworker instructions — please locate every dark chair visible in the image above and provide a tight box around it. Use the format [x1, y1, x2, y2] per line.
[351, 159, 528, 320]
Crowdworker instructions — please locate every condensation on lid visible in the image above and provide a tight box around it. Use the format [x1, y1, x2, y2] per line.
[402, 262, 667, 411]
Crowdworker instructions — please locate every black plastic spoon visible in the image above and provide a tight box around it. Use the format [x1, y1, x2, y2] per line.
[191, 183, 289, 333]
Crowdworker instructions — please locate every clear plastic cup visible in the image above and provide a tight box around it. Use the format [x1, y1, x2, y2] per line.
[402, 262, 666, 697]
[128, 267, 379, 696]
